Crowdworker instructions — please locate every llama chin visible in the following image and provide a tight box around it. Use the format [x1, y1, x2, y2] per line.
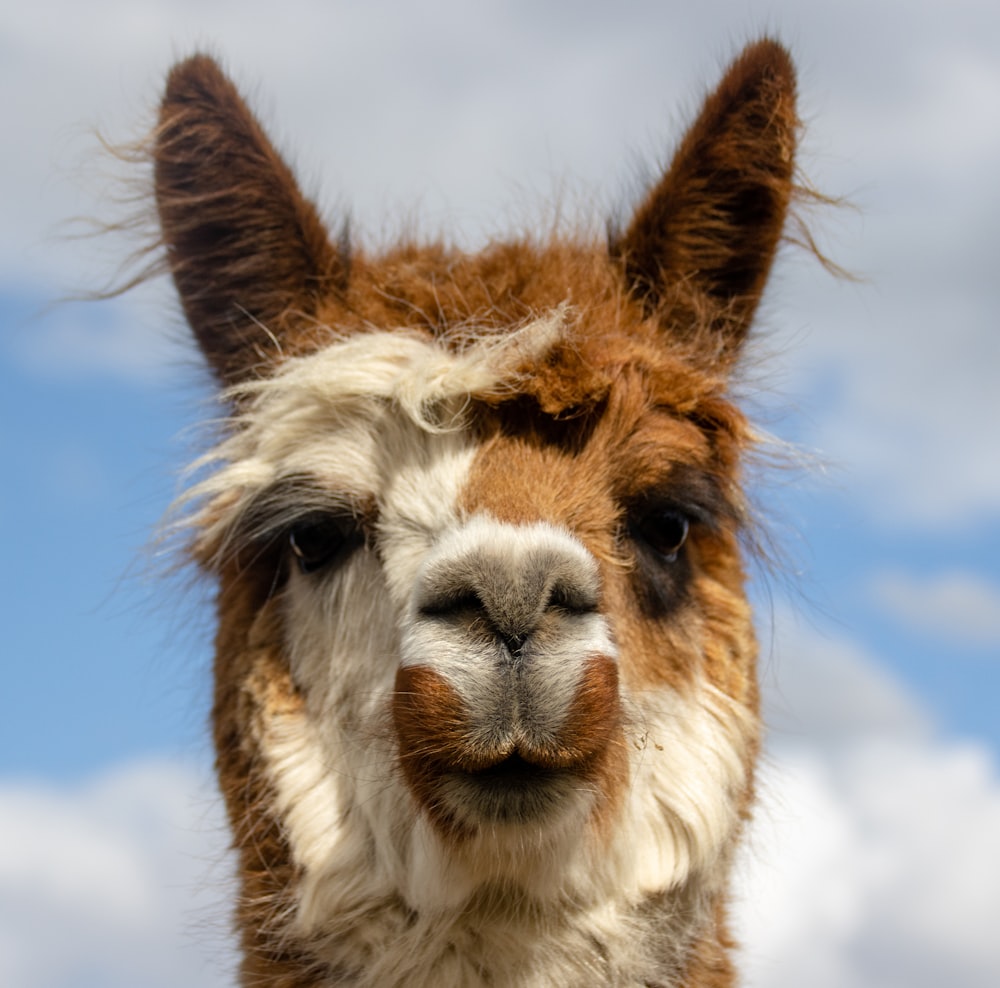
[143, 36, 806, 986]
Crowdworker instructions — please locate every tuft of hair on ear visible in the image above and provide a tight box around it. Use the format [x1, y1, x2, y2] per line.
[153, 53, 348, 387]
[610, 38, 808, 368]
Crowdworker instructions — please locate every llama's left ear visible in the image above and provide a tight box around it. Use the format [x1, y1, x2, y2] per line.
[154, 54, 346, 386]
[612, 39, 798, 363]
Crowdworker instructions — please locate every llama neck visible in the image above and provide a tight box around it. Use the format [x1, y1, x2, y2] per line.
[229, 807, 736, 988]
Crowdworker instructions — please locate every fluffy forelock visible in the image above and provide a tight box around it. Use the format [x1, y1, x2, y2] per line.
[173, 306, 571, 566]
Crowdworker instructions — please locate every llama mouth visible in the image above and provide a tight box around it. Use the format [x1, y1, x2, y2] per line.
[443, 754, 579, 824]
[469, 753, 560, 783]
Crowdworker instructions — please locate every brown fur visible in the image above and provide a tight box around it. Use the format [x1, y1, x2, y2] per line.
[142, 38, 808, 986]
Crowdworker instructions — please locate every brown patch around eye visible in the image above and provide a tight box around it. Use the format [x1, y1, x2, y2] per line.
[624, 529, 694, 621]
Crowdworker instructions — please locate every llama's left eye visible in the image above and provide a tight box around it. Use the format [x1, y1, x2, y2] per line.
[288, 516, 357, 574]
[631, 509, 690, 563]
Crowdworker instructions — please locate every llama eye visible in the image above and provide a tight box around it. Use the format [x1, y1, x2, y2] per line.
[288, 516, 357, 574]
[631, 509, 690, 563]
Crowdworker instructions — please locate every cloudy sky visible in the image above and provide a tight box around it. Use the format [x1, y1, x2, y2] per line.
[3, 1, 999, 985]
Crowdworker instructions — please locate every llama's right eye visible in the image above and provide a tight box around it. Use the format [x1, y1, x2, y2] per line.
[288, 516, 357, 574]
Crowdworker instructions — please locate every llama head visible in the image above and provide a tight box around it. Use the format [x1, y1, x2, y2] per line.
[155, 40, 799, 984]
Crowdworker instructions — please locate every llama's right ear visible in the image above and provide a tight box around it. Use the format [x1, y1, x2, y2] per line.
[154, 55, 346, 386]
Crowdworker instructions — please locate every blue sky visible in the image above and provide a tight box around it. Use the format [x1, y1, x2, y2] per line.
[2, 2, 999, 986]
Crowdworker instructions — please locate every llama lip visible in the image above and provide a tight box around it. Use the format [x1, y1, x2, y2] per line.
[466, 752, 562, 781]
[444, 754, 578, 823]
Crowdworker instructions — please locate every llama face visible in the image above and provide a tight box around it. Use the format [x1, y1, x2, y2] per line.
[152, 40, 799, 984]
[186, 296, 757, 919]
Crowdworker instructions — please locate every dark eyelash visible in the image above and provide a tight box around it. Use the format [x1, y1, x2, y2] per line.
[215, 474, 372, 575]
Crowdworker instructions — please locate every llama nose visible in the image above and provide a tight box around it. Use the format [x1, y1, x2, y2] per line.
[415, 522, 600, 656]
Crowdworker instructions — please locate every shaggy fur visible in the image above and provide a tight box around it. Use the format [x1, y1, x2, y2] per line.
[148, 38, 803, 986]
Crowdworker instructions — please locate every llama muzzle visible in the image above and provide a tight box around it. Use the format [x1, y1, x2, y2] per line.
[393, 517, 622, 831]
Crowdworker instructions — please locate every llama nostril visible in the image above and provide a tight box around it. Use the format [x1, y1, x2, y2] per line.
[417, 584, 535, 655]
[418, 582, 594, 622]
[548, 580, 598, 615]
[418, 589, 484, 619]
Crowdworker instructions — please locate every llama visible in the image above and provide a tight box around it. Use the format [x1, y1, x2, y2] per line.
[150, 38, 802, 987]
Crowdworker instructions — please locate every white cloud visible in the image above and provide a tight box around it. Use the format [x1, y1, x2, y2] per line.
[0, 759, 236, 988]
[733, 612, 1000, 987]
[873, 569, 1000, 648]
[737, 738, 1000, 988]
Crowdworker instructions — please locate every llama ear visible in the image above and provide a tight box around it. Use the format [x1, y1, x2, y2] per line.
[154, 54, 346, 386]
[612, 39, 798, 362]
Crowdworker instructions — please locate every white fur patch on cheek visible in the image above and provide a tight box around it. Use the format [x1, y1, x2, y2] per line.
[254, 688, 350, 875]
[613, 684, 754, 895]
[285, 551, 400, 698]
[252, 683, 409, 948]
[267, 426, 480, 884]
